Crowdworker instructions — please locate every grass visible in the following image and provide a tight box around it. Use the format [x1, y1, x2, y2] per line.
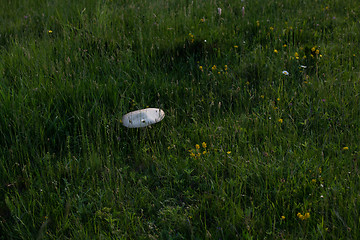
[1, 0, 360, 239]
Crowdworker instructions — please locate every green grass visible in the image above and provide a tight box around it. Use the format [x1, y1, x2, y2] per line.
[1, 0, 360, 239]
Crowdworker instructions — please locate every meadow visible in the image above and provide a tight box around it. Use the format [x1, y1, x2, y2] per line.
[0, 0, 359, 239]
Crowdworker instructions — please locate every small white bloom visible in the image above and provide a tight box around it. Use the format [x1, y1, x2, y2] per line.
[282, 71, 289, 75]
[320, 195, 324, 198]
[300, 65, 307, 68]
[204, 40, 207, 42]
[217, 8, 222, 16]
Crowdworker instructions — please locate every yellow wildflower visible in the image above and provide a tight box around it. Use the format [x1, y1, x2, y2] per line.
[297, 212, 310, 220]
[227, 151, 231, 154]
[48, 30, 53, 33]
[190, 152, 196, 158]
[195, 144, 200, 149]
[270, 26, 274, 31]
[312, 179, 316, 183]
[234, 45, 239, 48]
[202, 142, 207, 148]
[224, 65, 228, 71]
[278, 119, 283, 123]
[315, 49, 320, 55]
[256, 20, 260, 27]
[343, 147, 349, 150]
[203, 151, 207, 155]
[283, 44, 287, 47]
[311, 47, 316, 52]
[199, 66, 203, 71]
[211, 65, 217, 70]
[274, 49, 278, 53]
[281, 216, 285, 220]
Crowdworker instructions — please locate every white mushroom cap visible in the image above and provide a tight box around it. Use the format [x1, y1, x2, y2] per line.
[122, 108, 165, 128]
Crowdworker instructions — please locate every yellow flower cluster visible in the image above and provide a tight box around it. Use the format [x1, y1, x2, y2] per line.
[188, 33, 195, 43]
[198, 64, 228, 74]
[189, 142, 207, 158]
[297, 212, 310, 221]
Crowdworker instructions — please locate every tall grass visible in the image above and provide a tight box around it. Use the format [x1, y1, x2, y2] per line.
[1, 0, 359, 239]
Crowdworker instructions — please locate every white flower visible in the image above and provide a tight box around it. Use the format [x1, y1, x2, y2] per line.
[300, 65, 307, 68]
[217, 8, 222, 16]
[282, 71, 289, 75]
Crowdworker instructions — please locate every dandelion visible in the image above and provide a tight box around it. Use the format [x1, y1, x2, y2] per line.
[311, 47, 316, 52]
[195, 144, 200, 149]
[199, 66, 203, 71]
[203, 151, 207, 155]
[278, 119, 283, 123]
[48, 30, 53, 33]
[211, 65, 217, 70]
[277, 98, 280, 101]
[343, 147, 349, 150]
[282, 70, 289, 75]
[281, 216, 286, 220]
[315, 49, 320, 55]
[312, 179, 316, 183]
[274, 49, 278, 53]
[227, 151, 231, 154]
[283, 44, 287, 47]
[202, 142, 207, 148]
[224, 65, 228, 71]
[234, 45, 239, 48]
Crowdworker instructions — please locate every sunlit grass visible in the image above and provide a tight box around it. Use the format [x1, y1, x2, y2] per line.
[1, 0, 360, 239]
